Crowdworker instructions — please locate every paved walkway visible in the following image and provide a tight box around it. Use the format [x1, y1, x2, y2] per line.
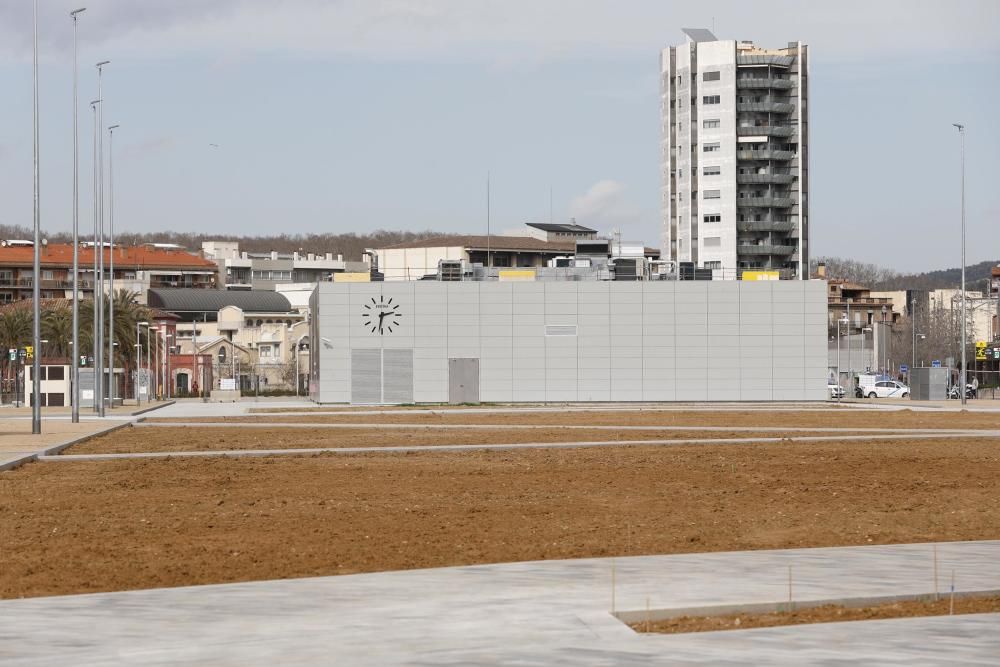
[0, 403, 171, 471]
[1, 541, 997, 665]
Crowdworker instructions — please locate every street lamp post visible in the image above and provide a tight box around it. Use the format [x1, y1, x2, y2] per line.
[31, 0, 42, 433]
[107, 124, 119, 410]
[89, 98, 100, 413]
[165, 333, 173, 399]
[881, 305, 888, 378]
[846, 299, 853, 393]
[70, 7, 87, 424]
[137, 320, 148, 404]
[953, 123, 967, 405]
[149, 326, 158, 400]
[95, 59, 109, 417]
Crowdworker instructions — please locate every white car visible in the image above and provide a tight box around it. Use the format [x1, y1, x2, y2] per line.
[865, 380, 909, 399]
[827, 383, 845, 399]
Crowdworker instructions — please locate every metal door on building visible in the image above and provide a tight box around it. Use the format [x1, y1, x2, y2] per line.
[351, 348, 413, 404]
[448, 358, 480, 404]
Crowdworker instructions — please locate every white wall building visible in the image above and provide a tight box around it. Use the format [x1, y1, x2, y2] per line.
[661, 29, 809, 279]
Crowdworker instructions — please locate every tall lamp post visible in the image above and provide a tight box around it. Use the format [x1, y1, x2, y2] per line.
[136, 320, 148, 404]
[149, 326, 158, 400]
[165, 333, 174, 399]
[952, 123, 967, 405]
[881, 305, 889, 377]
[107, 123, 120, 409]
[845, 299, 852, 394]
[70, 7, 87, 423]
[89, 98, 100, 412]
[31, 0, 42, 433]
[95, 59, 110, 416]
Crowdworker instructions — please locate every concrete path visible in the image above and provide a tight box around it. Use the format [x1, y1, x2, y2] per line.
[0, 402, 172, 471]
[42, 430, 1000, 462]
[1, 541, 997, 665]
[131, 421, 977, 434]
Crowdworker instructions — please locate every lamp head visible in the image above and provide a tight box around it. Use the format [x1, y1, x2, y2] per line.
[952, 123, 964, 131]
[109, 124, 120, 131]
[71, 8, 87, 17]
[96, 60, 110, 68]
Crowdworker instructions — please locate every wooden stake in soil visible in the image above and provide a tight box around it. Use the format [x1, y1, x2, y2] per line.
[933, 545, 939, 601]
[645, 596, 651, 633]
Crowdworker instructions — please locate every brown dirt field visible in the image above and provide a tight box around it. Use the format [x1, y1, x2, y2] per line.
[67, 426, 849, 455]
[2, 438, 999, 599]
[145, 409, 1000, 430]
[634, 596, 1000, 634]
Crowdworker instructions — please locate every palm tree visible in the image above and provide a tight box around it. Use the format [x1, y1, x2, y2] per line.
[0, 307, 32, 396]
[41, 306, 73, 358]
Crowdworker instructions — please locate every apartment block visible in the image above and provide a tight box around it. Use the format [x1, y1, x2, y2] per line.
[661, 29, 809, 279]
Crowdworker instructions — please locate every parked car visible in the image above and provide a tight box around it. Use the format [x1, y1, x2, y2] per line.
[865, 380, 910, 399]
[827, 383, 845, 399]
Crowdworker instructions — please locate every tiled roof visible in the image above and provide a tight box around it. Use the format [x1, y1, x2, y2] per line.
[0, 244, 217, 270]
[379, 235, 576, 253]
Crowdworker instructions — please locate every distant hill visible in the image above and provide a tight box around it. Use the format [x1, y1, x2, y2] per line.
[873, 260, 998, 292]
[812, 256, 998, 293]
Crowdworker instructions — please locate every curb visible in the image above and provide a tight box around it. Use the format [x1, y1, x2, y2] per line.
[0, 420, 133, 473]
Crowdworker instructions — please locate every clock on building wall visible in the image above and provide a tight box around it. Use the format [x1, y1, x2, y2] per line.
[362, 295, 403, 335]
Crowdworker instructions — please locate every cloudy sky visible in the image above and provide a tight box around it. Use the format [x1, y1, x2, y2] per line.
[0, 0, 997, 272]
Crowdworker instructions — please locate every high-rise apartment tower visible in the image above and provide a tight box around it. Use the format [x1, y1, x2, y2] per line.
[660, 29, 809, 278]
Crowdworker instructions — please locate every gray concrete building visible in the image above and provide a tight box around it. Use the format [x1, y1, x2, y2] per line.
[309, 280, 827, 404]
[661, 29, 809, 279]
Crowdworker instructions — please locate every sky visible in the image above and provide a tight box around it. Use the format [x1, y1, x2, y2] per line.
[0, 0, 997, 273]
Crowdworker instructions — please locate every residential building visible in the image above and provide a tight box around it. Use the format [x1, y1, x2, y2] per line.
[148, 288, 309, 393]
[0, 242, 218, 304]
[660, 29, 809, 278]
[826, 280, 899, 334]
[201, 242, 369, 290]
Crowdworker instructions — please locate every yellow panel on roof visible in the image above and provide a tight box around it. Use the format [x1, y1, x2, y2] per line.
[498, 270, 536, 282]
[333, 272, 371, 283]
[742, 270, 781, 281]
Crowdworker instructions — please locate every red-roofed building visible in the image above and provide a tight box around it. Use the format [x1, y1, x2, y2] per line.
[0, 242, 217, 304]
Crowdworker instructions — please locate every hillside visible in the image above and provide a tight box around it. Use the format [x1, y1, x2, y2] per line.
[873, 260, 998, 292]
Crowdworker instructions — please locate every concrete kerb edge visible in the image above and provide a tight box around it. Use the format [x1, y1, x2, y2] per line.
[0, 421, 134, 472]
[613, 588, 1000, 625]
[131, 400, 176, 417]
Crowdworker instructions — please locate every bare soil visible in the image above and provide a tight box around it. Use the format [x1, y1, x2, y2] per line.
[68, 426, 846, 455]
[2, 437, 999, 599]
[634, 595, 1000, 634]
[144, 409, 1000, 429]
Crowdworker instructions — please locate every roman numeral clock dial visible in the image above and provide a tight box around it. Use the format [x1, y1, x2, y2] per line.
[361, 295, 403, 335]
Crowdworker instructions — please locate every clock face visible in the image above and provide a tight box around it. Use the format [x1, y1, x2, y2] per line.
[361, 295, 402, 335]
